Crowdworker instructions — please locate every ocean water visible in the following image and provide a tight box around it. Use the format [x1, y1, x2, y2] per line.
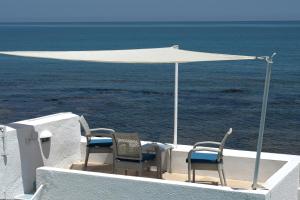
[0, 22, 299, 154]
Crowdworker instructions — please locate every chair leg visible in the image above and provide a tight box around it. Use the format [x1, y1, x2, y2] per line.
[192, 169, 196, 183]
[84, 147, 90, 170]
[222, 168, 227, 186]
[217, 165, 224, 186]
[112, 157, 115, 174]
[158, 165, 162, 179]
[157, 170, 161, 179]
[114, 160, 119, 174]
[138, 163, 143, 177]
[188, 162, 191, 182]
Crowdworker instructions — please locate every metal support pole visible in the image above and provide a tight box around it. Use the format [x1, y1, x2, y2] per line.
[173, 62, 179, 145]
[252, 53, 276, 190]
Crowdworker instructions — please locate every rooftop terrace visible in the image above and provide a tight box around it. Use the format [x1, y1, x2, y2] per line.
[0, 112, 299, 200]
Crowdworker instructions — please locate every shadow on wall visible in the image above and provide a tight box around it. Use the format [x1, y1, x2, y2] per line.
[41, 137, 51, 159]
[0, 126, 8, 165]
[9, 123, 45, 194]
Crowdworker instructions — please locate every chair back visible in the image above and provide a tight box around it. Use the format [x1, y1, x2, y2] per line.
[219, 128, 233, 155]
[79, 115, 91, 136]
[113, 133, 142, 161]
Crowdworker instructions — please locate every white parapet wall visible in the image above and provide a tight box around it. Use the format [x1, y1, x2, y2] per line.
[80, 140, 300, 199]
[36, 157, 299, 200]
[0, 112, 81, 199]
[36, 166, 268, 200]
[264, 160, 299, 200]
[0, 126, 24, 199]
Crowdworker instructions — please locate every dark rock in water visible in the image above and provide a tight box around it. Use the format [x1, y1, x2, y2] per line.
[45, 98, 59, 102]
[222, 88, 244, 93]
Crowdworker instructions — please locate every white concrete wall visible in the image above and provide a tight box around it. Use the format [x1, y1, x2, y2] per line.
[264, 160, 300, 200]
[0, 126, 24, 199]
[0, 113, 81, 199]
[36, 167, 268, 200]
[14, 113, 81, 168]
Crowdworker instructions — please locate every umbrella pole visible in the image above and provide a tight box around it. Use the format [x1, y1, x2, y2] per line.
[252, 53, 276, 189]
[173, 62, 179, 145]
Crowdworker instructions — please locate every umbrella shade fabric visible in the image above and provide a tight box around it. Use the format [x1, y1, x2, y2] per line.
[0, 46, 256, 64]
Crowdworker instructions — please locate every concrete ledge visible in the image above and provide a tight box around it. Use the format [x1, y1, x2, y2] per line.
[16, 112, 78, 126]
[264, 160, 299, 200]
[37, 166, 268, 200]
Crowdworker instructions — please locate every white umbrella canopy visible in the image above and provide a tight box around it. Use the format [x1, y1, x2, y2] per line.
[0, 45, 257, 151]
[0, 46, 256, 64]
[0, 46, 272, 190]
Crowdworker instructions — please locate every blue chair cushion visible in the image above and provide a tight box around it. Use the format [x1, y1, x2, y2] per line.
[117, 153, 156, 162]
[88, 138, 113, 147]
[186, 152, 218, 164]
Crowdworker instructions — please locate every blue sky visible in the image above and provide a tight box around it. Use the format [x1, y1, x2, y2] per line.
[0, 0, 299, 22]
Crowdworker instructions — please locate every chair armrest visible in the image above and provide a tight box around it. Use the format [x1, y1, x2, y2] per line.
[90, 128, 115, 133]
[193, 141, 221, 147]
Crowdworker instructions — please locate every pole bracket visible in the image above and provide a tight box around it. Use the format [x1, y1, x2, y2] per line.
[257, 52, 276, 64]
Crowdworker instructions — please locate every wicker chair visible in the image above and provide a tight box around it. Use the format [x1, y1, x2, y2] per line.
[112, 133, 161, 178]
[186, 128, 232, 186]
[79, 115, 115, 170]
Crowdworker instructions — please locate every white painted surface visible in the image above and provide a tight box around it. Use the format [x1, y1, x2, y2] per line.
[36, 167, 267, 200]
[16, 113, 78, 126]
[173, 61, 178, 145]
[0, 113, 81, 199]
[0, 126, 24, 199]
[264, 161, 299, 200]
[14, 112, 81, 169]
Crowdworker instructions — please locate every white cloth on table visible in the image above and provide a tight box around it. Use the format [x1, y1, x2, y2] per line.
[141, 141, 172, 172]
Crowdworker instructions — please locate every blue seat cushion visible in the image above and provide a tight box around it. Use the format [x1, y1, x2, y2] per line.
[117, 153, 156, 162]
[88, 138, 113, 147]
[186, 152, 218, 164]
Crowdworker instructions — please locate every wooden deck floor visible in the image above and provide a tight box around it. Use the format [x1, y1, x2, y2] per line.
[70, 162, 254, 190]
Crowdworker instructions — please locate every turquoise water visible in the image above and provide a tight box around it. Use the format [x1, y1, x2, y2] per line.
[0, 22, 299, 154]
